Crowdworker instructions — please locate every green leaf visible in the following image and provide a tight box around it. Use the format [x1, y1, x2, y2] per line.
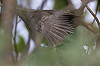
[83, 50, 100, 66]
[16, 35, 25, 52]
[17, 36, 25, 52]
[53, 0, 68, 10]
[27, 26, 97, 66]
[41, 38, 48, 46]
[41, 38, 47, 43]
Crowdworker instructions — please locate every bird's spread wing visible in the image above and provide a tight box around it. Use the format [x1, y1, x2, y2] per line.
[38, 11, 76, 47]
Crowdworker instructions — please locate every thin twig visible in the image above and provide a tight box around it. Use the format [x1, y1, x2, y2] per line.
[27, 32, 31, 45]
[17, 18, 22, 23]
[86, 5, 99, 25]
[39, 0, 47, 10]
[92, 0, 99, 24]
[92, 11, 97, 25]
[16, 10, 29, 29]
[13, 15, 18, 62]
[16, 7, 36, 11]
[16, 8, 42, 47]
[86, 5, 100, 33]
[78, 18, 100, 36]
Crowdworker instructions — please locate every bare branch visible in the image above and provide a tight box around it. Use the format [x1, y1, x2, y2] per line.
[39, 0, 47, 10]
[77, 18, 100, 36]
[86, 5, 100, 34]
[16, 7, 43, 47]
[13, 15, 18, 62]
[86, 6, 100, 27]
[92, 0, 99, 24]
[75, 0, 93, 16]
[16, 7, 36, 11]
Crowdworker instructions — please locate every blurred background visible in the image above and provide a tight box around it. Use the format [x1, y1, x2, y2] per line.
[1, 0, 100, 66]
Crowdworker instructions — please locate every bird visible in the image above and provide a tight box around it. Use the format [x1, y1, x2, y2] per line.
[16, 8, 77, 47]
[37, 10, 77, 47]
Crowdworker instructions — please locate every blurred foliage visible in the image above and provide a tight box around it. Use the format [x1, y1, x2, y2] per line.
[97, 0, 100, 12]
[13, 35, 25, 52]
[53, 0, 68, 10]
[27, 26, 98, 66]
[21, 10, 27, 16]
[41, 37, 47, 45]
[0, 36, 4, 65]
[83, 50, 100, 66]
[16, 35, 25, 52]
[0, 34, 9, 66]
[0, 13, 1, 28]
[1, 0, 100, 66]
[0, 0, 2, 3]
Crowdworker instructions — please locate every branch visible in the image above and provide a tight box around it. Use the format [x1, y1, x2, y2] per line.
[92, 0, 99, 24]
[16, 7, 43, 47]
[75, 0, 93, 16]
[86, 6, 100, 27]
[13, 15, 18, 62]
[39, 0, 47, 10]
[77, 18, 100, 36]
[86, 5, 100, 34]
[16, 7, 36, 11]
[1, 0, 16, 66]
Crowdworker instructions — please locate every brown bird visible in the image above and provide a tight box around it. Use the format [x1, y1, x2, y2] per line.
[37, 10, 77, 47]
[16, 8, 77, 47]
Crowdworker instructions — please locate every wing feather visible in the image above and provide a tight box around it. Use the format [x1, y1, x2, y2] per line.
[39, 11, 76, 47]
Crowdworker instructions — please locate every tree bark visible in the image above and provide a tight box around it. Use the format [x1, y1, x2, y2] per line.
[1, 0, 16, 66]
